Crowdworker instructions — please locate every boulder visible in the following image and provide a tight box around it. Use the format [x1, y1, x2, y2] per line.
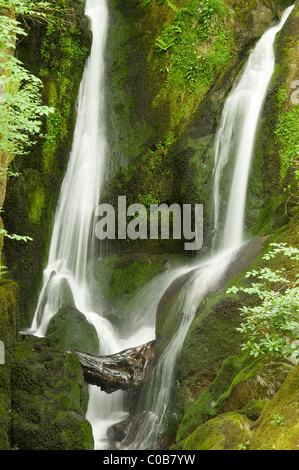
[10, 335, 94, 450]
[46, 306, 99, 355]
[182, 412, 251, 451]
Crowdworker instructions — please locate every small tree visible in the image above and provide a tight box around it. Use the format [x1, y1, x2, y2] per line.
[227, 242, 299, 363]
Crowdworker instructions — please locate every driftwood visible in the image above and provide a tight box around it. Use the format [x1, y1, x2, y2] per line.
[69, 341, 155, 394]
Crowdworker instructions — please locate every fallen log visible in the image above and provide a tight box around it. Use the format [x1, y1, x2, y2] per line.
[68, 341, 155, 394]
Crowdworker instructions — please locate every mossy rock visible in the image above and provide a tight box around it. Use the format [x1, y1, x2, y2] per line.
[249, 365, 299, 450]
[241, 399, 269, 421]
[214, 360, 293, 416]
[46, 307, 99, 355]
[182, 412, 251, 451]
[175, 351, 253, 444]
[10, 335, 94, 450]
[175, 350, 292, 446]
[0, 280, 19, 450]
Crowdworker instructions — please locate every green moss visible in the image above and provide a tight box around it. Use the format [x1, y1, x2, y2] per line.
[241, 399, 268, 421]
[275, 85, 299, 183]
[182, 411, 251, 450]
[0, 280, 19, 450]
[249, 365, 299, 450]
[53, 410, 94, 451]
[46, 307, 100, 355]
[28, 185, 46, 225]
[10, 336, 94, 450]
[150, 0, 235, 130]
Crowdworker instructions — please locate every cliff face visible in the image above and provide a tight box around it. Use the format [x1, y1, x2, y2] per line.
[0, 0, 298, 450]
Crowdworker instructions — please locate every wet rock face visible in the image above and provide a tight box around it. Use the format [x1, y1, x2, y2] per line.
[10, 335, 94, 450]
[72, 341, 155, 393]
[108, 417, 132, 443]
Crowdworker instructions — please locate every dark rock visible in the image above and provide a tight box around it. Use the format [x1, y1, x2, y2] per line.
[107, 417, 132, 442]
[120, 412, 153, 449]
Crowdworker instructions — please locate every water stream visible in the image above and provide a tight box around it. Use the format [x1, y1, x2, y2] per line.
[26, 0, 294, 451]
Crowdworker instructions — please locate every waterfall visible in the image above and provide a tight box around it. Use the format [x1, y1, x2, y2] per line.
[28, 0, 109, 338]
[25, 0, 294, 451]
[120, 5, 294, 450]
[213, 6, 294, 250]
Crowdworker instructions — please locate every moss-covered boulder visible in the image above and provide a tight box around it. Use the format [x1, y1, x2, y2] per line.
[10, 335, 94, 450]
[214, 359, 293, 416]
[175, 351, 292, 446]
[175, 362, 299, 451]
[0, 280, 19, 449]
[182, 411, 251, 450]
[46, 307, 100, 355]
[249, 365, 299, 450]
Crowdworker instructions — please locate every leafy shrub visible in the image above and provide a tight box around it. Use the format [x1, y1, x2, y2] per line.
[227, 243, 299, 362]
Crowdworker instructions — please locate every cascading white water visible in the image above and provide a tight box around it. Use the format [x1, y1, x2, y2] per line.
[29, 0, 109, 338]
[213, 6, 294, 250]
[120, 5, 294, 450]
[26, 0, 294, 451]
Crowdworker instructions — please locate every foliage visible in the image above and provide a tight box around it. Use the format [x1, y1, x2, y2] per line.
[0, 0, 55, 160]
[270, 414, 284, 428]
[227, 242, 299, 362]
[155, 24, 182, 52]
[275, 86, 299, 183]
[0, 1, 60, 255]
[237, 440, 250, 450]
[0, 228, 32, 242]
[155, 0, 233, 93]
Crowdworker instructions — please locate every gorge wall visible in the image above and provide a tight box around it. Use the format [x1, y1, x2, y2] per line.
[0, 0, 298, 450]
